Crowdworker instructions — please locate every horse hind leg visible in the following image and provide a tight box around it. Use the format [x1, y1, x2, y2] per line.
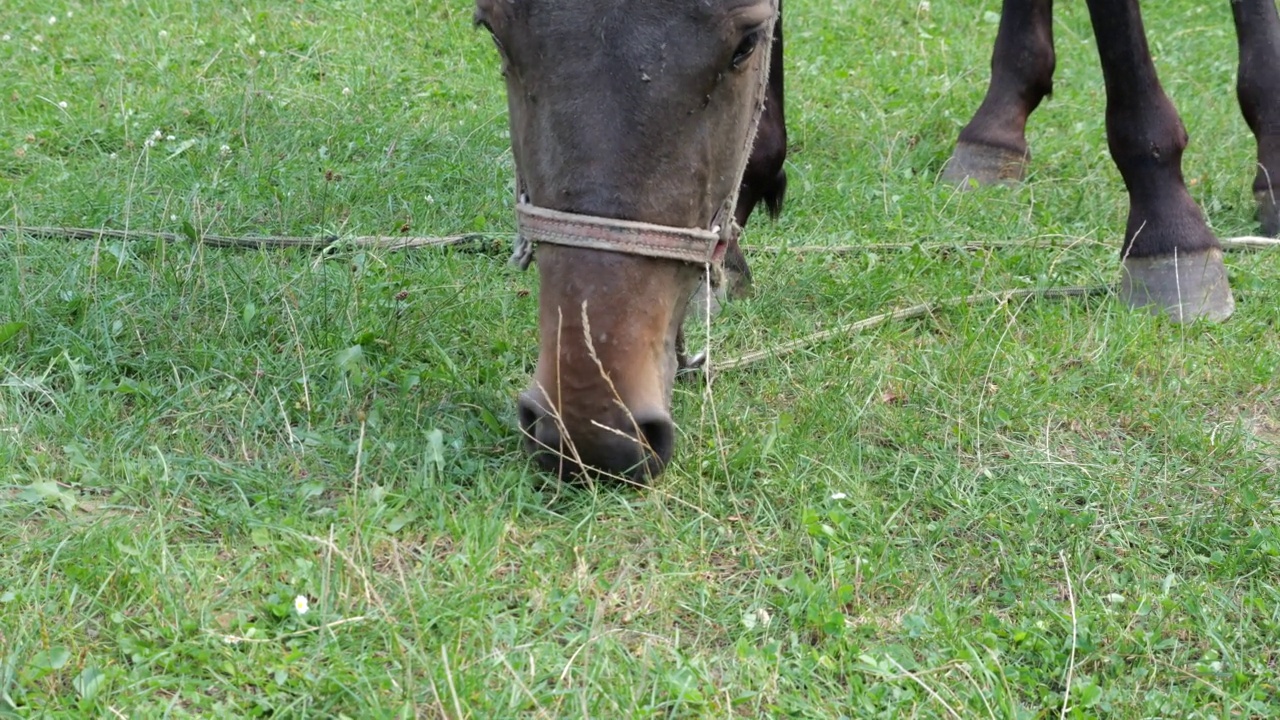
[943, 0, 1055, 186]
[1233, 0, 1280, 236]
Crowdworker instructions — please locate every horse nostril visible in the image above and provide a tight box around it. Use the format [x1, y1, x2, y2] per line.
[636, 413, 676, 467]
[517, 391, 675, 481]
[517, 392, 554, 452]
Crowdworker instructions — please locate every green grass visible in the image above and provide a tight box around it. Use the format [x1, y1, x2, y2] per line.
[2, 0, 1278, 717]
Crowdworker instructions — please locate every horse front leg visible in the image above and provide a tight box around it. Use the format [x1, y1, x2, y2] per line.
[943, 0, 1055, 186]
[1232, 0, 1280, 236]
[1086, 0, 1234, 322]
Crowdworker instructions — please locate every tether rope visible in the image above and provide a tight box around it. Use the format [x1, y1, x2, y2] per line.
[3, 225, 1277, 254]
[710, 285, 1110, 373]
[2, 224, 1275, 373]
[0, 224, 502, 252]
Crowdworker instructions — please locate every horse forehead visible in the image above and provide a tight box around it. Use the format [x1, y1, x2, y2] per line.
[517, 0, 722, 35]
[497, 4, 718, 82]
[516, 0, 721, 13]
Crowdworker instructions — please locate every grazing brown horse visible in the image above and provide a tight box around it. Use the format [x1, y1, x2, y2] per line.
[941, 0, 1280, 321]
[480, 0, 1276, 482]
[475, 0, 780, 482]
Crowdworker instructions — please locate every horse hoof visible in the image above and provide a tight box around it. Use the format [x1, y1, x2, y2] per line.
[686, 277, 726, 330]
[723, 252, 754, 301]
[724, 267, 753, 301]
[1120, 248, 1235, 323]
[941, 142, 1028, 187]
[677, 349, 708, 375]
[1255, 189, 1280, 237]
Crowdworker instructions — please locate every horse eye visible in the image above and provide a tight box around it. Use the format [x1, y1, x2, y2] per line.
[730, 30, 762, 70]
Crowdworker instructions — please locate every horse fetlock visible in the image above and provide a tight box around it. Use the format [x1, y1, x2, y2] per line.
[1254, 190, 1280, 236]
[1249, 135, 1280, 235]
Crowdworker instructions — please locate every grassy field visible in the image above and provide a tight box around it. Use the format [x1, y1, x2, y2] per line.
[2, 0, 1278, 716]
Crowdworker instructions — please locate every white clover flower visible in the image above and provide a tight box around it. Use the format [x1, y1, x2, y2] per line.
[144, 138, 156, 148]
[918, 1, 930, 12]
[742, 607, 772, 630]
[830, 492, 847, 500]
[109, 152, 117, 159]
[58, 101, 67, 109]
[165, 134, 175, 141]
[294, 595, 309, 615]
[151, 129, 163, 140]
[66, 10, 73, 18]
[1, 34, 10, 42]
[158, 30, 168, 39]
[170, 214, 178, 221]
[219, 144, 231, 155]
[341, 86, 351, 96]
[48, 15, 57, 25]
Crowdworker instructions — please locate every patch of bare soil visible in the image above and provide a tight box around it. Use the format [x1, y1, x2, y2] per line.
[1243, 400, 1279, 472]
